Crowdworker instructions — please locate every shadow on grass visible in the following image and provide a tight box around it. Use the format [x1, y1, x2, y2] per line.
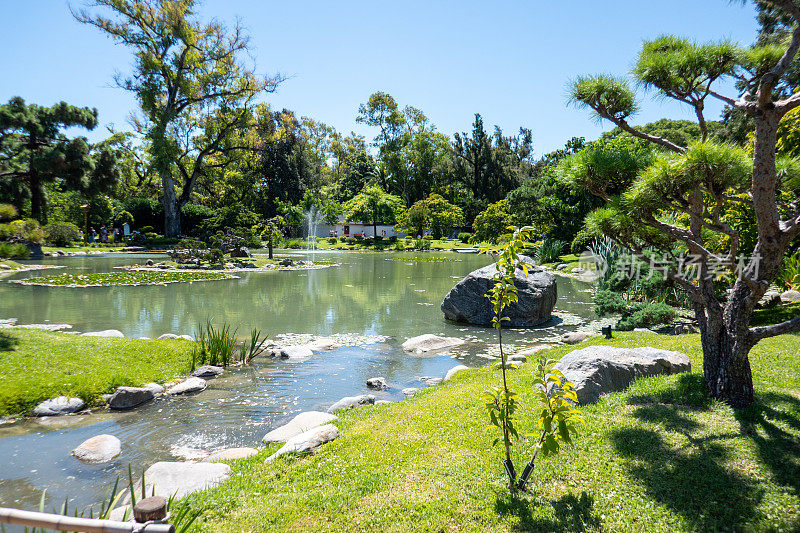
[611, 374, 800, 530]
[494, 491, 601, 532]
[0, 331, 18, 351]
[734, 392, 800, 498]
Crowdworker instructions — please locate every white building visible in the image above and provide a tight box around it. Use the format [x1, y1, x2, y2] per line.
[306, 216, 409, 239]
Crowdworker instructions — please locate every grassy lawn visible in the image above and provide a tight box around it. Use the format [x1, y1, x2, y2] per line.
[41, 243, 127, 253]
[0, 330, 194, 416]
[182, 332, 800, 532]
[311, 238, 469, 251]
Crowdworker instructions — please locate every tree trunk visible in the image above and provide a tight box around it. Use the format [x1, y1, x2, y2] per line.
[29, 170, 45, 223]
[698, 284, 755, 408]
[160, 168, 181, 238]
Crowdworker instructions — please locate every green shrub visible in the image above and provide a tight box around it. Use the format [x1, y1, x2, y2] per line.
[44, 223, 81, 246]
[0, 243, 29, 259]
[404, 235, 414, 241]
[536, 238, 567, 264]
[414, 238, 431, 250]
[617, 302, 678, 331]
[593, 290, 629, 316]
[139, 226, 155, 234]
[0, 204, 18, 221]
[570, 229, 596, 255]
[422, 235, 435, 241]
[286, 239, 302, 249]
[779, 250, 800, 290]
[354, 234, 364, 242]
[113, 210, 134, 227]
[327, 236, 338, 244]
[394, 241, 405, 251]
[458, 232, 472, 243]
[388, 235, 398, 243]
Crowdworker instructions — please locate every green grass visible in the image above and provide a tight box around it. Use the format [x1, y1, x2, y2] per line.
[180, 332, 800, 532]
[41, 243, 126, 253]
[0, 329, 195, 416]
[313, 238, 469, 251]
[752, 301, 800, 326]
[13, 270, 233, 286]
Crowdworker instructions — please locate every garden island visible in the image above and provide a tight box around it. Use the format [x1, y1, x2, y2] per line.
[0, 1, 799, 532]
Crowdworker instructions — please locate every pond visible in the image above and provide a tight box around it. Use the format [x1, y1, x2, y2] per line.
[0, 251, 599, 515]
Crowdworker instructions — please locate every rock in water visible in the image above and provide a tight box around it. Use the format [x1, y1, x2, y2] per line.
[265, 424, 339, 462]
[81, 329, 125, 338]
[401, 334, 464, 353]
[263, 411, 338, 443]
[204, 447, 259, 462]
[143, 383, 165, 395]
[327, 394, 375, 413]
[33, 396, 85, 416]
[108, 387, 154, 410]
[444, 365, 469, 381]
[441, 257, 556, 327]
[191, 365, 224, 378]
[366, 377, 388, 390]
[555, 346, 691, 404]
[165, 377, 207, 395]
[71, 434, 121, 464]
[141, 462, 230, 500]
[279, 346, 314, 359]
[402, 387, 419, 397]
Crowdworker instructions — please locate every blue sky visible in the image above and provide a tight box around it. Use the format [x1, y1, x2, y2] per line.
[0, 0, 758, 156]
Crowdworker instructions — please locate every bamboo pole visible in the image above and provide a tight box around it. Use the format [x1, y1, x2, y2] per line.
[0, 507, 174, 533]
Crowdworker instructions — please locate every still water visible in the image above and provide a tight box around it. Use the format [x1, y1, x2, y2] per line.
[0, 251, 597, 515]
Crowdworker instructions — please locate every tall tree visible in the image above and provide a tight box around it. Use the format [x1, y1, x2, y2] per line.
[566, 9, 800, 407]
[343, 185, 403, 241]
[0, 97, 118, 222]
[74, 0, 280, 237]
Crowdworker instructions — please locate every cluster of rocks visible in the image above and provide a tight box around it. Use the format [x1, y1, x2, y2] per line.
[756, 289, 800, 308]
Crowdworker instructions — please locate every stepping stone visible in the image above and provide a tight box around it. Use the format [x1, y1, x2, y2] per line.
[419, 376, 443, 386]
[562, 332, 591, 345]
[81, 329, 124, 338]
[263, 411, 338, 443]
[401, 334, 464, 353]
[366, 377, 388, 390]
[327, 394, 375, 413]
[204, 447, 259, 462]
[143, 383, 165, 395]
[444, 365, 469, 381]
[279, 346, 314, 359]
[402, 387, 419, 397]
[33, 396, 85, 416]
[108, 387, 154, 410]
[141, 462, 230, 500]
[165, 377, 207, 395]
[71, 434, 121, 464]
[191, 365, 224, 378]
[265, 424, 339, 462]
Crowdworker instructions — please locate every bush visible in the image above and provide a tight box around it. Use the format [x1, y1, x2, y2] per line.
[122, 198, 163, 230]
[593, 290, 628, 316]
[617, 302, 678, 331]
[354, 234, 364, 242]
[327, 236, 338, 244]
[388, 235, 398, 243]
[0, 242, 29, 259]
[3, 219, 43, 243]
[536, 238, 567, 264]
[394, 241, 405, 251]
[341, 236, 356, 244]
[113, 210, 134, 227]
[181, 203, 214, 233]
[44, 223, 81, 246]
[458, 232, 472, 243]
[0, 204, 18, 221]
[570, 229, 596, 255]
[285, 239, 302, 249]
[422, 235, 435, 241]
[414, 238, 431, 250]
[139, 226, 155, 234]
[404, 235, 414, 241]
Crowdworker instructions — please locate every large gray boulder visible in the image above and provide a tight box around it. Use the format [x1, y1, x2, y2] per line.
[441, 258, 556, 327]
[108, 387, 154, 410]
[265, 424, 339, 462]
[780, 290, 800, 302]
[71, 434, 121, 464]
[191, 365, 224, 378]
[555, 346, 691, 404]
[141, 462, 230, 500]
[81, 329, 125, 338]
[33, 396, 85, 416]
[263, 411, 338, 443]
[327, 394, 375, 413]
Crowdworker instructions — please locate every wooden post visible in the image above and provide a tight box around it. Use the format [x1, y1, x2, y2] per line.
[134, 497, 167, 523]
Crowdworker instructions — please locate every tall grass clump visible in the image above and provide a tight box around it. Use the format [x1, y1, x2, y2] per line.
[536, 238, 567, 264]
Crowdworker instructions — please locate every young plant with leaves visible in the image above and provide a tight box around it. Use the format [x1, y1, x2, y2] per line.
[480, 225, 535, 489]
[515, 357, 583, 491]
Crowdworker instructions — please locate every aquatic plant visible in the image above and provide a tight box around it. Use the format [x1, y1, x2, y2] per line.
[15, 270, 232, 287]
